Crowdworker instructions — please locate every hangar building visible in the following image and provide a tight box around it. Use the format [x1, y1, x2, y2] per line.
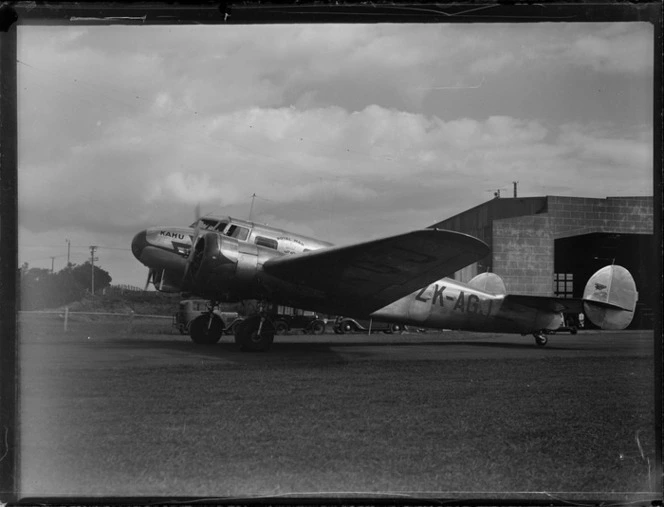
[430, 195, 654, 328]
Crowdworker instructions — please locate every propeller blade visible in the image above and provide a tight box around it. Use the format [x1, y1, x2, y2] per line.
[183, 219, 202, 285]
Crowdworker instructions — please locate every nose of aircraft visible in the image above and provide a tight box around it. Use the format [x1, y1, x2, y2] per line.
[131, 230, 148, 261]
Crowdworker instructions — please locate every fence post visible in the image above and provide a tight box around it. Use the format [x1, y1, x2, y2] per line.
[64, 306, 69, 332]
[127, 310, 134, 336]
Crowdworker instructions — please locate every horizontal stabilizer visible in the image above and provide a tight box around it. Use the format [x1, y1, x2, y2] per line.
[502, 295, 583, 315]
[501, 265, 638, 331]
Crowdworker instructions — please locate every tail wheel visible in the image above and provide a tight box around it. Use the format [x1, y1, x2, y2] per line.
[534, 333, 548, 347]
[190, 314, 224, 345]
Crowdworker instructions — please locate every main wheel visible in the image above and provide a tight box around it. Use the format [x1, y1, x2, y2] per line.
[189, 314, 224, 345]
[236, 316, 275, 352]
[311, 320, 325, 335]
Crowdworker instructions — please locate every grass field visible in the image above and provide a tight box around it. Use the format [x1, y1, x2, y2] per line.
[19, 317, 658, 500]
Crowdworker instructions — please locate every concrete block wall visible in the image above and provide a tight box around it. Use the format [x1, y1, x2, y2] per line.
[548, 196, 653, 237]
[492, 215, 555, 295]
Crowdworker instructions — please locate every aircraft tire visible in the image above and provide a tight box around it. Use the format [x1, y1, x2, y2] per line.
[236, 316, 274, 352]
[189, 314, 224, 345]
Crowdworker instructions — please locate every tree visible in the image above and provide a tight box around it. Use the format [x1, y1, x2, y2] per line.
[69, 262, 112, 294]
[18, 262, 113, 310]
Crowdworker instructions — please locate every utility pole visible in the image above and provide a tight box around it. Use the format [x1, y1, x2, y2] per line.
[513, 181, 518, 198]
[89, 246, 98, 295]
[50, 256, 55, 273]
[65, 239, 71, 266]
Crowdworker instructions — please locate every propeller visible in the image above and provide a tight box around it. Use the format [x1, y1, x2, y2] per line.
[182, 213, 203, 286]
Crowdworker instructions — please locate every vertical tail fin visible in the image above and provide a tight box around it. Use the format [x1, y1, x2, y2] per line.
[467, 272, 507, 295]
[582, 265, 638, 330]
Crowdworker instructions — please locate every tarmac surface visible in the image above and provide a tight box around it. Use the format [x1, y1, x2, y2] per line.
[18, 322, 659, 500]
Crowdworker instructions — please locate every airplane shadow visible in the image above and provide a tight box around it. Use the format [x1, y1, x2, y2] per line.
[110, 335, 583, 359]
[110, 336, 351, 364]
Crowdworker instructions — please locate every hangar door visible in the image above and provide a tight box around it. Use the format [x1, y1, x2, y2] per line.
[554, 233, 654, 329]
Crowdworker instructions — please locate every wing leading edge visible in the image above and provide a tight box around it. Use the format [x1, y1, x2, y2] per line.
[263, 229, 490, 314]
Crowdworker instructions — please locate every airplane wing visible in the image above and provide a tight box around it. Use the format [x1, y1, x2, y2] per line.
[263, 229, 489, 314]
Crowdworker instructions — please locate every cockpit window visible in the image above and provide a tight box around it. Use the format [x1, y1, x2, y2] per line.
[226, 225, 249, 241]
[189, 218, 228, 231]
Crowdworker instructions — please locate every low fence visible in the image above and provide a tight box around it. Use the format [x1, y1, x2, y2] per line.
[18, 309, 174, 336]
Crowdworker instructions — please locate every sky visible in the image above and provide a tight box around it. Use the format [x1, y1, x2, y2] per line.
[16, 21, 654, 287]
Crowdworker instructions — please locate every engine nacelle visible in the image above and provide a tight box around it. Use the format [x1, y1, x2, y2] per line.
[184, 232, 277, 301]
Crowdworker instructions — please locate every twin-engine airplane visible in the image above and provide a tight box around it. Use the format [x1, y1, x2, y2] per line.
[131, 215, 638, 351]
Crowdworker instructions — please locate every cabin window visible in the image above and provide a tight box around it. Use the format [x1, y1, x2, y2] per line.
[214, 221, 228, 232]
[255, 236, 278, 250]
[226, 225, 249, 241]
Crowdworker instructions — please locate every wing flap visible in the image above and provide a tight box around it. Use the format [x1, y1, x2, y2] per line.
[263, 229, 489, 313]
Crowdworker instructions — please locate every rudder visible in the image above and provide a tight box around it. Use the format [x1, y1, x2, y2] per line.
[582, 265, 638, 330]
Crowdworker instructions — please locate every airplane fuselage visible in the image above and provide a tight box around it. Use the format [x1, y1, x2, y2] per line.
[370, 279, 563, 334]
[131, 214, 636, 350]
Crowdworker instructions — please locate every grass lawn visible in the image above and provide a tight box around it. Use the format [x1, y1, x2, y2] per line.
[19, 320, 657, 498]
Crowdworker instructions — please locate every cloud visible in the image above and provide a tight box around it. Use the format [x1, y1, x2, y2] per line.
[569, 28, 653, 74]
[469, 53, 516, 75]
[16, 23, 653, 285]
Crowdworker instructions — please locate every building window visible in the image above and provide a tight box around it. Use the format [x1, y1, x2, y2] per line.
[255, 236, 278, 250]
[554, 273, 574, 298]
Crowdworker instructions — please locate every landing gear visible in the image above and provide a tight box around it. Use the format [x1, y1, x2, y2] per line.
[190, 313, 224, 345]
[533, 332, 548, 347]
[234, 311, 275, 352]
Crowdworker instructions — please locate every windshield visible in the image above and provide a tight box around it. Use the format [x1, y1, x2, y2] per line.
[189, 218, 228, 231]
